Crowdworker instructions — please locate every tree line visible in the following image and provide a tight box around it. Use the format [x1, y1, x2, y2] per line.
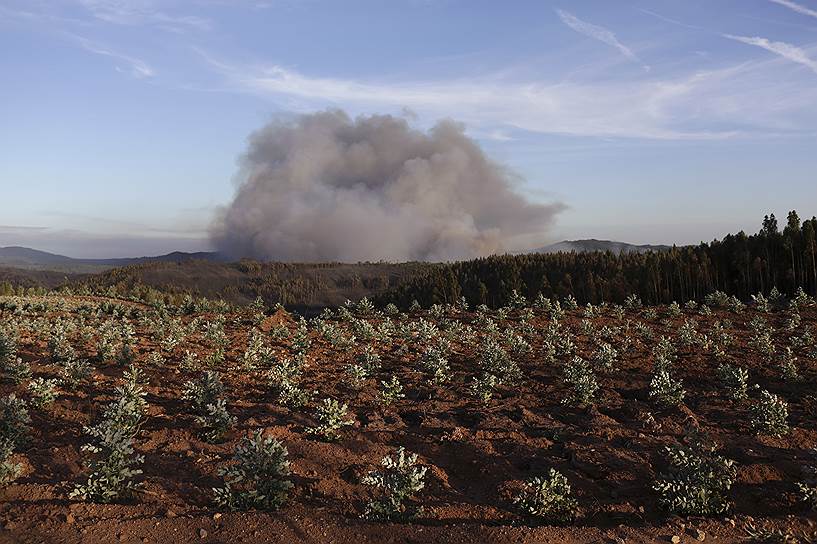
[376, 211, 817, 309]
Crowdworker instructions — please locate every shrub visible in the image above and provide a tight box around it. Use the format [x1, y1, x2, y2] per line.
[3, 357, 31, 385]
[195, 399, 236, 443]
[0, 439, 22, 485]
[513, 468, 578, 524]
[420, 348, 451, 386]
[469, 372, 499, 404]
[71, 366, 147, 503]
[182, 371, 225, 410]
[716, 363, 748, 401]
[562, 357, 599, 407]
[0, 394, 31, 447]
[345, 363, 369, 388]
[213, 431, 293, 511]
[379, 376, 405, 406]
[61, 358, 93, 388]
[27, 378, 59, 409]
[69, 419, 144, 503]
[362, 447, 427, 521]
[0, 332, 16, 368]
[649, 369, 685, 407]
[778, 347, 801, 382]
[750, 389, 789, 437]
[653, 429, 736, 515]
[306, 398, 354, 441]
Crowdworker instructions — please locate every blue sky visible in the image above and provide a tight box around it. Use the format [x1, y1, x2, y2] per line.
[1, 0, 816, 258]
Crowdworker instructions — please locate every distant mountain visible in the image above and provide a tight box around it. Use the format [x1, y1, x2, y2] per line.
[0, 246, 224, 272]
[535, 239, 673, 255]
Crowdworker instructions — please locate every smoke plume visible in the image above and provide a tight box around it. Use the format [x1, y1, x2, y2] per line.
[211, 110, 563, 262]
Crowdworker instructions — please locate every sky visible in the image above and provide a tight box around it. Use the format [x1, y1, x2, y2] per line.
[1, 0, 816, 258]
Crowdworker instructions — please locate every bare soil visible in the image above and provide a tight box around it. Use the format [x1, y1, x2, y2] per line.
[1, 298, 816, 543]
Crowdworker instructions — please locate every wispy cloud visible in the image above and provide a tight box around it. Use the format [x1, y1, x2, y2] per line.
[197, 49, 817, 140]
[769, 0, 817, 20]
[73, 35, 155, 78]
[76, 0, 211, 32]
[724, 34, 817, 74]
[556, 9, 648, 69]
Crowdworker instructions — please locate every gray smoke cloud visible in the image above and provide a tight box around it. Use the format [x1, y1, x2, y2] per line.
[211, 110, 564, 262]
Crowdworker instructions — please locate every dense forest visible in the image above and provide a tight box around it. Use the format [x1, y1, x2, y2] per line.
[376, 211, 817, 309]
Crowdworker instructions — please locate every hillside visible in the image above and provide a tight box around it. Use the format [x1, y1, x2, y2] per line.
[77, 259, 434, 313]
[0, 246, 223, 273]
[536, 239, 672, 254]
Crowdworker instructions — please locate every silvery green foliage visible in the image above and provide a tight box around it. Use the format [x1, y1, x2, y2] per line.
[429, 304, 445, 319]
[306, 398, 354, 441]
[70, 420, 144, 503]
[479, 339, 521, 385]
[513, 469, 578, 524]
[562, 356, 599, 407]
[0, 438, 21, 485]
[384, 303, 400, 316]
[716, 363, 749, 401]
[678, 320, 698, 347]
[563, 295, 578, 310]
[534, 293, 552, 312]
[267, 356, 312, 408]
[592, 342, 618, 371]
[379, 376, 405, 406]
[0, 332, 15, 368]
[351, 318, 377, 342]
[778, 347, 801, 382]
[291, 319, 312, 352]
[792, 287, 814, 309]
[726, 296, 745, 313]
[356, 297, 375, 315]
[667, 301, 682, 318]
[362, 447, 427, 521]
[549, 301, 564, 321]
[786, 310, 802, 331]
[49, 321, 76, 362]
[768, 287, 786, 308]
[421, 348, 451, 387]
[213, 431, 293, 511]
[278, 380, 314, 409]
[750, 389, 789, 437]
[345, 363, 369, 388]
[242, 329, 272, 370]
[649, 369, 685, 407]
[3, 357, 31, 385]
[624, 294, 642, 310]
[183, 371, 225, 409]
[469, 372, 499, 404]
[508, 289, 527, 309]
[0, 394, 31, 448]
[195, 399, 236, 443]
[71, 367, 147, 503]
[180, 350, 200, 371]
[357, 346, 381, 372]
[504, 330, 531, 355]
[752, 293, 770, 313]
[60, 358, 93, 388]
[653, 429, 736, 515]
[27, 378, 58, 409]
[183, 371, 234, 442]
[653, 336, 677, 372]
